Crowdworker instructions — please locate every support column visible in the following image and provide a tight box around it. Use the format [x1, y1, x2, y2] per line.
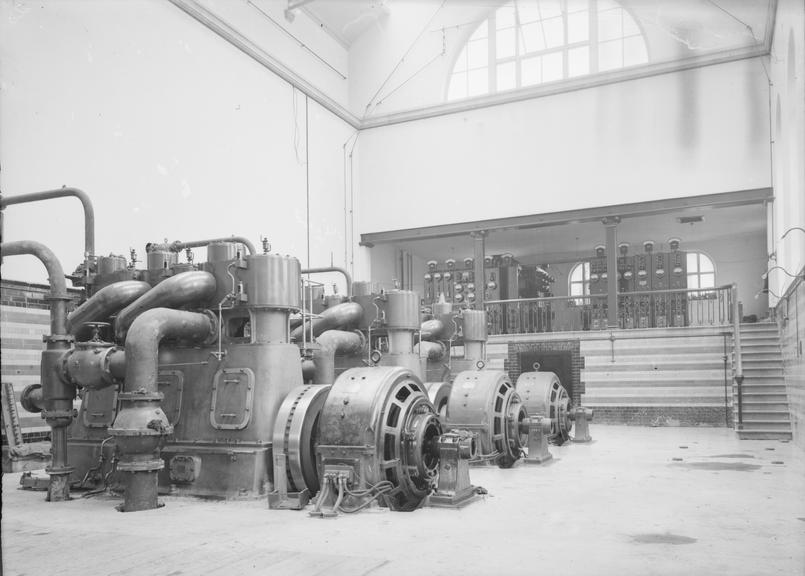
[603, 217, 620, 328]
[470, 231, 486, 309]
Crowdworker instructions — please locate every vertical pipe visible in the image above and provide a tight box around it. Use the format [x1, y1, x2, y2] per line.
[472, 231, 486, 309]
[732, 283, 743, 428]
[1, 240, 75, 502]
[603, 217, 620, 328]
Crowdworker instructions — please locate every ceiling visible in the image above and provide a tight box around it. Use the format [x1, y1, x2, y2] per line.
[300, 0, 775, 54]
[301, 0, 390, 48]
[391, 201, 767, 266]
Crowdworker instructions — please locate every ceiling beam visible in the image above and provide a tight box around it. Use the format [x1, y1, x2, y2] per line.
[359, 188, 773, 246]
[167, 0, 361, 129]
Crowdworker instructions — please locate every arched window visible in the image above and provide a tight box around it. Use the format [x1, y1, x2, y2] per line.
[569, 261, 591, 297]
[686, 252, 715, 289]
[447, 0, 648, 101]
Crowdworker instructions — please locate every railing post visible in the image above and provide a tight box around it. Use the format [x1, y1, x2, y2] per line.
[731, 283, 743, 429]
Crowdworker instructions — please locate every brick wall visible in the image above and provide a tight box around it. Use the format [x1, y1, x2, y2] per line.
[504, 340, 584, 405]
[777, 274, 805, 451]
[1, 280, 82, 443]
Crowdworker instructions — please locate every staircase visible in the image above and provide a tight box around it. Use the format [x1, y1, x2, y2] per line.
[735, 323, 792, 440]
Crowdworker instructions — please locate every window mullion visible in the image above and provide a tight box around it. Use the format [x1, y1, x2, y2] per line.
[589, 0, 598, 73]
[489, 14, 496, 93]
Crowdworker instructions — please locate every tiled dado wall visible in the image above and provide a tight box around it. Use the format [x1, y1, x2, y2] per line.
[777, 274, 805, 450]
[1, 280, 82, 442]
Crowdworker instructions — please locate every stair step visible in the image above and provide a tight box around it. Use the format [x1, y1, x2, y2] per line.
[739, 345, 781, 354]
[739, 323, 778, 331]
[735, 401, 790, 410]
[741, 411, 791, 421]
[737, 421, 792, 431]
[737, 430, 793, 440]
[741, 362, 785, 370]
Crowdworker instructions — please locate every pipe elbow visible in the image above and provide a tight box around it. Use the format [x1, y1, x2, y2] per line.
[67, 280, 151, 333]
[115, 271, 217, 342]
[124, 308, 214, 394]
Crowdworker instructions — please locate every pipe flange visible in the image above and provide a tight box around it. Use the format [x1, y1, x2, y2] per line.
[41, 409, 76, 421]
[116, 459, 165, 473]
[201, 309, 219, 347]
[100, 346, 123, 384]
[45, 464, 75, 476]
[117, 392, 164, 402]
[20, 384, 43, 413]
[108, 425, 174, 437]
[43, 334, 75, 344]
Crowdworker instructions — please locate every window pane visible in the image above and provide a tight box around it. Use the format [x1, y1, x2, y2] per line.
[448, 72, 467, 100]
[568, 45, 589, 76]
[570, 263, 583, 283]
[568, 10, 589, 43]
[521, 55, 542, 86]
[467, 67, 488, 96]
[699, 255, 714, 273]
[700, 273, 715, 288]
[497, 61, 516, 91]
[453, 46, 468, 72]
[496, 5, 516, 29]
[688, 275, 700, 289]
[517, 4, 541, 24]
[542, 51, 563, 82]
[623, 35, 648, 66]
[520, 21, 546, 53]
[598, 8, 622, 42]
[543, 16, 564, 48]
[599, 39, 622, 71]
[468, 38, 488, 69]
[470, 21, 488, 40]
[497, 27, 516, 60]
[622, 10, 640, 36]
[540, 0, 562, 19]
[566, 0, 588, 13]
[687, 253, 699, 273]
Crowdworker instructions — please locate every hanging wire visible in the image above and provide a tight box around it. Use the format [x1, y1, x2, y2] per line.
[364, 0, 448, 116]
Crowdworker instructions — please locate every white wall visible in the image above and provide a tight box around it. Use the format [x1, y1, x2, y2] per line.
[768, 0, 805, 301]
[0, 0, 355, 291]
[356, 57, 770, 241]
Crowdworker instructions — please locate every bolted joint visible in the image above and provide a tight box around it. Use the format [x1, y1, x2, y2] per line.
[41, 409, 76, 428]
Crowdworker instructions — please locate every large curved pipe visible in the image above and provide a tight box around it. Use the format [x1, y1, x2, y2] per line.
[115, 271, 216, 342]
[0, 240, 74, 502]
[110, 308, 214, 512]
[170, 236, 255, 256]
[415, 340, 446, 361]
[124, 308, 214, 394]
[420, 319, 446, 341]
[301, 267, 353, 297]
[67, 280, 151, 334]
[316, 329, 366, 356]
[290, 301, 363, 341]
[1, 241, 68, 334]
[1, 188, 95, 262]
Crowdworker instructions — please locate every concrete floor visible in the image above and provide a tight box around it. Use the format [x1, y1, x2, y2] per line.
[2, 425, 804, 576]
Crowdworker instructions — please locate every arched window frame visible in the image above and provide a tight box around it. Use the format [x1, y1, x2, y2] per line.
[568, 261, 591, 298]
[446, 0, 648, 101]
[686, 251, 716, 290]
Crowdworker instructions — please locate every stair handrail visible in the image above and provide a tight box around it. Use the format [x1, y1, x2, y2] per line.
[731, 283, 743, 429]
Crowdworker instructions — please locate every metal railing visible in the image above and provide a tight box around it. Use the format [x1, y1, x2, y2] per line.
[484, 285, 734, 335]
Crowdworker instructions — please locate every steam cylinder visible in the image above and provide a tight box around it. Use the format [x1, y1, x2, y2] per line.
[462, 310, 487, 362]
[248, 254, 301, 344]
